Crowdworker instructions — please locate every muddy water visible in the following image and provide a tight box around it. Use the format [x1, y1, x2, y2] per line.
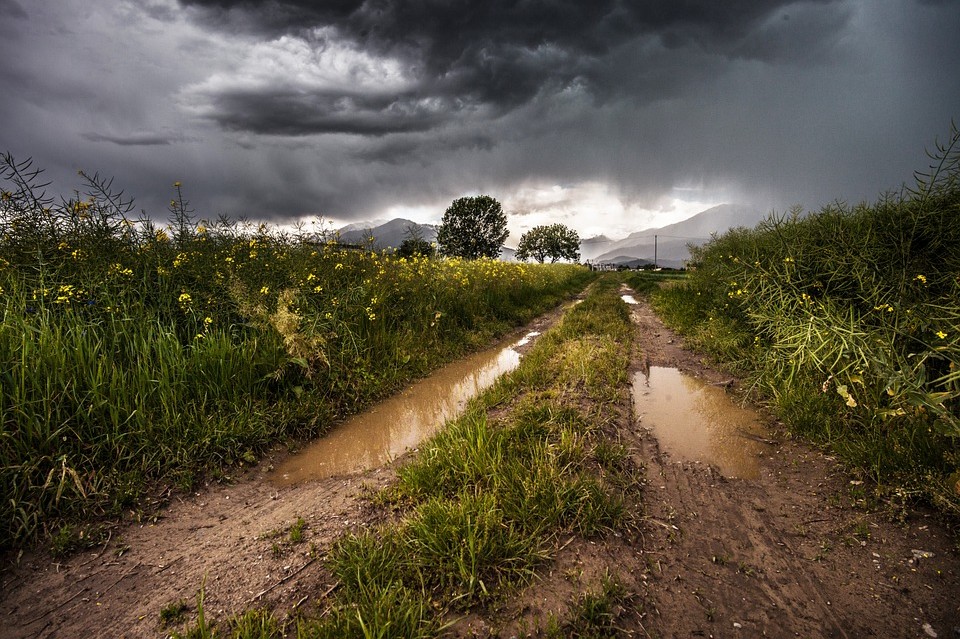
[273, 332, 540, 485]
[632, 367, 772, 478]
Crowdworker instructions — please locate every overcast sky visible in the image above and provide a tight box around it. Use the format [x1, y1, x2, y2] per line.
[2, 0, 958, 242]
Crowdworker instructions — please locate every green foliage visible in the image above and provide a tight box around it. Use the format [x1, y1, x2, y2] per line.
[396, 237, 435, 258]
[435, 195, 508, 259]
[563, 572, 629, 638]
[396, 224, 435, 259]
[652, 125, 960, 516]
[0, 154, 593, 549]
[298, 278, 637, 636]
[516, 223, 581, 263]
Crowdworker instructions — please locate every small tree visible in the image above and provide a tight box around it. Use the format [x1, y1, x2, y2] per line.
[436, 195, 508, 259]
[397, 223, 435, 258]
[515, 223, 581, 263]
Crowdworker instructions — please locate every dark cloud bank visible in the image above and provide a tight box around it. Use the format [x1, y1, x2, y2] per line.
[1, 0, 958, 230]
[180, 0, 844, 137]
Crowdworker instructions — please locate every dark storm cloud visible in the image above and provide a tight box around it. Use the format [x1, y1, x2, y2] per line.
[81, 132, 182, 146]
[0, 0, 28, 20]
[178, 0, 843, 137]
[204, 88, 475, 135]
[2, 0, 958, 235]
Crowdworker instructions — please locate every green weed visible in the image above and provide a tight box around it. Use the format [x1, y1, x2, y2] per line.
[0, 152, 595, 548]
[650, 125, 960, 519]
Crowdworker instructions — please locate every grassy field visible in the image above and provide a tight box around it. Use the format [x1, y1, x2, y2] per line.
[649, 127, 960, 519]
[0, 153, 595, 549]
[171, 275, 640, 638]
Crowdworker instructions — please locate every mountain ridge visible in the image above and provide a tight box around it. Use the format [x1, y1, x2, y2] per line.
[335, 203, 765, 265]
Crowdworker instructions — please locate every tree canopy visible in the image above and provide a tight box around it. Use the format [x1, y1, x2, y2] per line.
[397, 224, 435, 258]
[515, 223, 581, 263]
[436, 195, 508, 259]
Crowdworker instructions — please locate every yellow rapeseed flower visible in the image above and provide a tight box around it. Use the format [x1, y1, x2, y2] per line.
[936, 330, 948, 339]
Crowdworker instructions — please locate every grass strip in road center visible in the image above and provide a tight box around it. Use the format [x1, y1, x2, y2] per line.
[178, 275, 641, 638]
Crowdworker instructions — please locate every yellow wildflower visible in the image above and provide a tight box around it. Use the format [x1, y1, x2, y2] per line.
[936, 330, 948, 339]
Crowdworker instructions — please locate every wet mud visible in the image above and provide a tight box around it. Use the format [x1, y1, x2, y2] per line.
[2, 289, 958, 638]
[274, 331, 539, 484]
[632, 366, 773, 478]
[623, 286, 960, 638]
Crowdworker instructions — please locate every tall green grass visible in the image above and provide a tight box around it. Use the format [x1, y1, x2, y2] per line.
[167, 277, 637, 638]
[291, 277, 638, 638]
[0, 153, 595, 548]
[652, 126, 960, 516]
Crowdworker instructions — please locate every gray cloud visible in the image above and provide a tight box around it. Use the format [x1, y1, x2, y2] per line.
[0, 0, 957, 236]
[81, 131, 185, 146]
[0, 0, 27, 20]
[177, 0, 846, 137]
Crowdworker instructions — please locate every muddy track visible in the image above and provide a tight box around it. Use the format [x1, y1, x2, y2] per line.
[625, 291, 960, 638]
[2, 291, 958, 638]
[0, 307, 570, 639]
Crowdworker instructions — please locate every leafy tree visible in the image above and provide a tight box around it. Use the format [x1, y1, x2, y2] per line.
[515, 223, 581, 263]
[436, 195, 508, 259]
[397, 224, 435, 258]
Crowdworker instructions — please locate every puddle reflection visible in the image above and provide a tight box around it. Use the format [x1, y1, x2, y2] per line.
[632, 367, 772, 478]
[273, 332, 539, 484]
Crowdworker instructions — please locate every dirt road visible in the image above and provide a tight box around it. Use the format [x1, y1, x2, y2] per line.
[625, 294, 960, 638]
[1, 293, 958, 638]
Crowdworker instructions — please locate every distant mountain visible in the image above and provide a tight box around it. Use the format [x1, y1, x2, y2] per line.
[336, 218, 520, 259]
[591, 204, 766, 267]
[337, 218, 391, 234]
[336, 218, 437, 249]
[603, 256, 655, 269]
[335, 203, 765, 265]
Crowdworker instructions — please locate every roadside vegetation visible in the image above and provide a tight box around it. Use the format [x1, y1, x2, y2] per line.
[515, 223, 581, 264]
[0, 153, 595, 550]
[650, 126, 960, 519]
[172, 277, 641, 638]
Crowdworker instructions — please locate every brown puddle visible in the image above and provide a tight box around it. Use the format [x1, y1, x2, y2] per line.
[632, 367, 772, 478]
[272, 332, 540, 485]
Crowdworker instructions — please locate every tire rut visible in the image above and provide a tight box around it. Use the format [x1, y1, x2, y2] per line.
[627, 289, 959, 639]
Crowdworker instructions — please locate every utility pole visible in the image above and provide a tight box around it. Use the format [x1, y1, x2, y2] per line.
[654, 235, 657, 269]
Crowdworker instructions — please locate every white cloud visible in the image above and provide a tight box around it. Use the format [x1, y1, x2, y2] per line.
[179, 27, 415, 115]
